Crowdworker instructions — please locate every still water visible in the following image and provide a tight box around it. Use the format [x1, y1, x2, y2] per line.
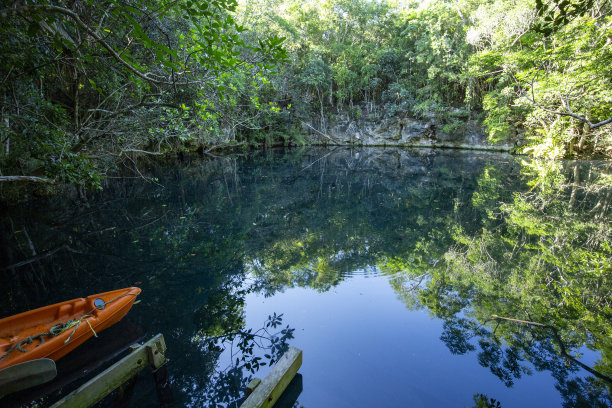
[1, 148, 610, 407]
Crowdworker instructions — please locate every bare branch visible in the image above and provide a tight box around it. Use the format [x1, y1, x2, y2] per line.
[525, 73, 612, 130]
[0, 175, 55, 183]
[205, 142, 245, 153]
[474, 69, 504, 78]
[0, 244, 80, 271]
[121, 148, 165, 155]
[301, 120, 343, 144]
[560, 95, 612, 129]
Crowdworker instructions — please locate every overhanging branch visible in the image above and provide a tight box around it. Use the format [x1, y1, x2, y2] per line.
[560, 95, 612, 129]
[0, 5, 196, 86]
[526, 74, 612, 130]
[0, 176, 55, 183]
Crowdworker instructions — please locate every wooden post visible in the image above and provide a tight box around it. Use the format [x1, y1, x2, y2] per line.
[246, 377, 262, 396]
[152, 364, 174, 407]
[113, 376, 137, 408]
[273, 374, 303, 408]
[50, 334, 166, 408]
[239, 347, 302, 408]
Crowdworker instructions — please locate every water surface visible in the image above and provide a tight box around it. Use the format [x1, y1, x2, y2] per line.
[1, 148, 610, 407]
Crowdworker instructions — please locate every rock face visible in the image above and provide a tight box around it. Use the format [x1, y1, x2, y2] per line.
[301, 111, 516, 151]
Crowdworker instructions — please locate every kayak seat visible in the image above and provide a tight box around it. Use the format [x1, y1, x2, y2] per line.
[54, 304, 72, 321]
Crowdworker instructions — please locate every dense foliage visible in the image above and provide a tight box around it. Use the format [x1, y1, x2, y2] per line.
[0, 0, 286, 187]
[241, 0, 611, 156]
[0, 0, 610, 187]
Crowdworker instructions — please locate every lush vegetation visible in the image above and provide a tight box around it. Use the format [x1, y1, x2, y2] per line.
[243, 0, 611, 155]
[0, 0, 287, 187]
[0, 0, 610, 188]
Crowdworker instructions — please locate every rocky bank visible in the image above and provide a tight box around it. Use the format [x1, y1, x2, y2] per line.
[300, 112, 521, 152]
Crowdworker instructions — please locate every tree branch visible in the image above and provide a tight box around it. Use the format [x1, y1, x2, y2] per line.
[525, 74, 612, 130]
[0, 5, 195, 86]
[560, 95, 612, 129]
[1, 244, 80, 271]
[0, 176, 55, 183]
[205, 142, 245, 153]
[121, 148, 165, 155]
[300, 120, 342, 144]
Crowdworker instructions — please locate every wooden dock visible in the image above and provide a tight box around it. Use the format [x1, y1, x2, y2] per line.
[2, 329, 302, 408]
[240, 347, 302, 408]
[51, 333, 169, 407]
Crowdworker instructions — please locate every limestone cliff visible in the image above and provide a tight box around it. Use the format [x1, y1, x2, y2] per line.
[299, 111, 520, 152]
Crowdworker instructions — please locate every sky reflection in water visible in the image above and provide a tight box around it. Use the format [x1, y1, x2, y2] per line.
[1, 148, 609, 407]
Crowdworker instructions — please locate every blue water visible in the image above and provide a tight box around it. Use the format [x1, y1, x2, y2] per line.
[0, 148, 609, 407]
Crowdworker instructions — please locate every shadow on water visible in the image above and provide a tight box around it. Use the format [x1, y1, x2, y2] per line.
[0, 147, 610, 407]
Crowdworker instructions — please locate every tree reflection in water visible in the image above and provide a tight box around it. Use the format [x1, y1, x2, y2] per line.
[0, 148, 609, 406]
[186, 311, 294, 407]
[385, 160, 611, 407]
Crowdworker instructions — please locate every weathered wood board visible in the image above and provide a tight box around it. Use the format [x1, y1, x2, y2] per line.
[239, 347, 302, 408]
[50, 334, 166, 408]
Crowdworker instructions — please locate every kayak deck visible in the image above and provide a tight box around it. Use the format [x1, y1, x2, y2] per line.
[0, 287, 141, 369]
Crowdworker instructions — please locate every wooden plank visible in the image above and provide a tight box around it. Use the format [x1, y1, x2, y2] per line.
[246, 377, 261, 396]
[146, 335, 167, 369]
[50, 334, 166, 408]
[239, 347, 302, 408]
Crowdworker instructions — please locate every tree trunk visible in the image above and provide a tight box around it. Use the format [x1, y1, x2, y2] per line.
[4, 117, 9, 157]
[73, 69, 80, 130]
[577, 124, 589, 151]
[317, 87, 325, 131]
[568, 165, 579, 209]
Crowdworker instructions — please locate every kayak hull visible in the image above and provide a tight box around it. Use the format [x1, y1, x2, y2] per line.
[0, 287, 141, 370]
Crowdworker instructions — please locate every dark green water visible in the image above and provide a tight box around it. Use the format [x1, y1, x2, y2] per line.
[1, 148, 610, 407]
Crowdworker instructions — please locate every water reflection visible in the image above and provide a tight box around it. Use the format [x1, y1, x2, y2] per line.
[0, 148, 609, 407]
[381, 158, 611, 407]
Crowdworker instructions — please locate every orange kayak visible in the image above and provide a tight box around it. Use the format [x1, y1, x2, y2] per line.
[0, 287, 141, 370]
